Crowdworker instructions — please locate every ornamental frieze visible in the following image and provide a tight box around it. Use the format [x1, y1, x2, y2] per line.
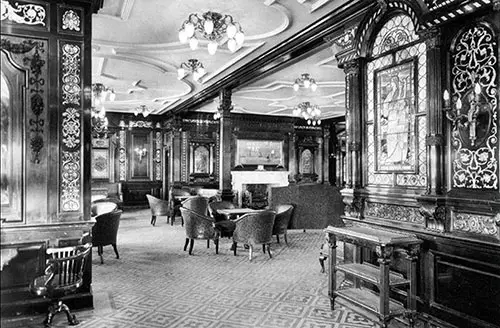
[1, 0, 46, 26]
[453, 212, 499, 236]
[364, 202, 425, 224]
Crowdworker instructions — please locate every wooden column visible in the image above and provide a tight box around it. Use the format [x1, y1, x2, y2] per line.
[288, 132, 297, 183]
[323, 128, 330, 183]
[424, 29, 445, 195]
[344, 59, 363, 188]
[218, 89, 234, 201]
[172, 117, 182, 184]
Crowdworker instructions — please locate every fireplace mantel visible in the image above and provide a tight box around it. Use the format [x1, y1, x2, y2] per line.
[231, 171, 289, 206]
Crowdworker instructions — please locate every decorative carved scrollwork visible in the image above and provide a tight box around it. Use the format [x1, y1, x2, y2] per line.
[365, 202, 425, 224]
[453, 212, 499, 236]
[218, 88, 233, 113]
[419, 204, 447, 232]
[1, 38, 46, 163]
[376, 245, 393, 264]
[343, 195, 365, 218]
[0, 0, 46, 26]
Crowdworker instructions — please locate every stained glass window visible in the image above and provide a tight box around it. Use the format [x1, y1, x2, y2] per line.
[366, 14, 427, 187]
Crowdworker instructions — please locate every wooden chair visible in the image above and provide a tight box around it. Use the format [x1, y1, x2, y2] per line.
[146, 194, 169, 226]
[180, 207, 220, 255]
[232, 210, 276, 261]
[272, 204, 294, 244]
[30, 243, 92, 327]
[92, 210, 122, 264]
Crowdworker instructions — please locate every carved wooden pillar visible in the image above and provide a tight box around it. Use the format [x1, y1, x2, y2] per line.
[344, 59, 363, 188]
[424, 29, 445, 195]
[172, 117, 182, 184]
[288, 131, 297, 183]
[218, 89, 234, 201]
[323, 127, 330, 183]
[317, 137, 324, 182]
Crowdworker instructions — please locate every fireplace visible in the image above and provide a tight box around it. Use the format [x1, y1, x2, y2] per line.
[231, 171, 289, 207]
[242, 184, 269, 209]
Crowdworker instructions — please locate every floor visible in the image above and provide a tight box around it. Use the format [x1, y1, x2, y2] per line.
[2, 209, 410, 328]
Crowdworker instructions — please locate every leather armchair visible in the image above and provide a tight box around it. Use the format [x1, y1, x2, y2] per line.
[232, 210, 276, 261]
[92, 210, 122, 264]
[180, 207, 220, 255]
[272, 204, 294, 244]
[182, 196, 209, 216]
[91, 201, 117, 217]
[168, 187, 191, 226]
[146, 194, 169, 226]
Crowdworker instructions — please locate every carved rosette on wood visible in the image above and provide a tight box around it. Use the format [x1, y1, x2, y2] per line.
[342, 192, 364, 218]
[60, 42, 82, 211]
[118, 128, 127, 181]
[155, 130, 162, 181]
[452, 212, 500, 239]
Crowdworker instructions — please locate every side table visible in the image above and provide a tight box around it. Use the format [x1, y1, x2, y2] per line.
[325, 225, 422, 328]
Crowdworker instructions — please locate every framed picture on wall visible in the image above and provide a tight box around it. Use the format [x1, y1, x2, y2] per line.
[374, 59, 417, 173]
[91, 148, 110, 180]
[236, 139, 283, 166]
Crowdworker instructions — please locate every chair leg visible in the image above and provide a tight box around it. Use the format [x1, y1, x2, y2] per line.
[112, 244, 119, 259]
[276, 235, 280, 244]
[151, 215, 156, 226]
[171, 214, 174, 226]
[262, 244, 266, 253]
[189, 238, 194, 255]
[249, 245, 253, 261]
[62, 302, 79, 325]
[214, 239, 219, 254]
[98, 246, 104, 264]
[207, 239, 210, 248]
[184, 238, 189, 251]
[233, 242, 237, 256]
[267, 244, 272, 258]
[284, 233, 288, 245]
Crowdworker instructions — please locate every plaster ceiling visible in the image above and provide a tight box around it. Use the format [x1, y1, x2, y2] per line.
[92, 0, 347, 120]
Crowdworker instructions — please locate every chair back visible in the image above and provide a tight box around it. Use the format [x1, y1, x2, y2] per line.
[91, 202, 117, 217]
[180, 207, 216, 240]
[233, 210, 276, 245]
[92, 210, 122, 247]
[182, 196, 209, 216]
[31, 243, 91, 297]
[208, 201, 236, 222]
[272, 204, 294, 235]
[146, 194, 169, 216]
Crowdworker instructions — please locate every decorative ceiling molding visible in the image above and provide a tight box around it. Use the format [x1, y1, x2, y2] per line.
[200, 42, 266, 84]
[244, 1, 292, 41]
[94, 54, 173, 74]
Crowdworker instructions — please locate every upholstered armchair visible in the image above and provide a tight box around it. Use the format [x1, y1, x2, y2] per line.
[180, 207, 220, 255]
[92, 210, 122, 264]
[232, 210, 276, 261]
[168, 187, 191, 226]
[91, 201, 117, 217]
[272, 204, 294, 244]
[30, 243, 92, 326]
[181, 196, 209, 216]
[208, 201, 236, 222]
[146, 194, 170, 226]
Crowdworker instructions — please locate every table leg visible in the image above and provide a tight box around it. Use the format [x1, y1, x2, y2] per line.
[376, 245, 393, 328]
[327, 232, 337, 310]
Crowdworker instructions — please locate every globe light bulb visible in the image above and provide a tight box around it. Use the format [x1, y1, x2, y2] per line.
[307, 119, 312, 125]
[293, 83, 299, 91]
[189, 37, 199, 50]
[178, 29, 188, 43]
[317, 119, 321, 125]
[312, 120, 316, 126]
[108, 92, 116, 102]
[456, 97, 462, 110]
[208, 41, 218, 55]
[228, 38, 237, 52]
[303, 79, 310, 88]
[310, 82, 317, 92]
[204, 19, 214, 34]
[235, 31, 245, 45]
[474, 82, 481, 95]
[226, 24, 237, 38]
[184, 22, 195, 37]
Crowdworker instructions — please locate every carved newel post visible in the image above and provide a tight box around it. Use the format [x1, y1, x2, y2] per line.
[218, 89, 235, 201]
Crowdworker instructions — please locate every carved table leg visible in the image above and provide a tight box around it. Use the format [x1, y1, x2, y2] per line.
[327, 233, 337, 310]
[405, 244, 420, 328]
[376, 245, 393, 328]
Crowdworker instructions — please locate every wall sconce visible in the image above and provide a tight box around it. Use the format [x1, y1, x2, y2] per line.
[135, 147, 147, 162]
[443, 81, 490, 146]
[178, 59, 206, 82]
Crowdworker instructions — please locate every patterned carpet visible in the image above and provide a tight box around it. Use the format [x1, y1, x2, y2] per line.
[2, 209, 408, 328]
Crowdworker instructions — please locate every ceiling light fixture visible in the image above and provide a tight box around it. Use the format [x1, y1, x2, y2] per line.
[178, 11, 245, 55]
[178, 59, 206, 82]
[293, 73, 317, 92]
[91, 83, 115, 138]
[134, 105, 152, 117]
[293, 101, 321, 125]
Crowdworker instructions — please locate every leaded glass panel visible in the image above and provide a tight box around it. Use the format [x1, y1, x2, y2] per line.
[372, 15, 418, 56]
